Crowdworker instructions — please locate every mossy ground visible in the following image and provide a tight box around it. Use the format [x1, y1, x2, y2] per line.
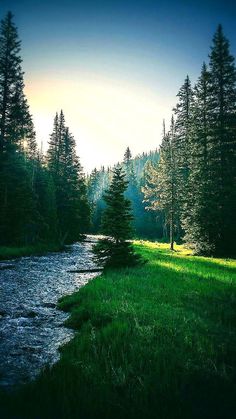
[1, 241, 236, 419]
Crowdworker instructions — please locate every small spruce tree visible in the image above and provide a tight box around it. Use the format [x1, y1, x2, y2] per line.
[93, 166, 142, 268]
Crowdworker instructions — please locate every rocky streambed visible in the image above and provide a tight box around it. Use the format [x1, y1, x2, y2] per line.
[0, 237, 98, 389]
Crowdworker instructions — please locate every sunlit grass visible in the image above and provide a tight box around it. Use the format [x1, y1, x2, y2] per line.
[1, 241, 236, 419]
[137, 241, 236, 282]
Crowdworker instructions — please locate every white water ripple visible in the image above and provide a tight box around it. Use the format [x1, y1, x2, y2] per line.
[0, 237, 98, 389]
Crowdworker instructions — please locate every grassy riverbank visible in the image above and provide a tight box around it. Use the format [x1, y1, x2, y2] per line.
[1, 242, 236, 419]
[0, 243, 63, 261]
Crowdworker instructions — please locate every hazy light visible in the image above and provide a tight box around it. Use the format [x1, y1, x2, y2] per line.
[25, 73, 173, 172]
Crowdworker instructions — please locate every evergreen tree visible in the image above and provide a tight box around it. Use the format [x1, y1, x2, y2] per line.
[123, 147, 143, 235]
[184, 26, 236, 256]
[47, 111, 90, 243]
[142, 160, 166, 238]
[0, 12, 36, 155]
[87, 168, 107, 232]
[0, 12, 40, 245]
[173, 75, 194, 234]
[208, 25, 236, 255]
[93, 166, 142, 268]
[61, 127, 90, 239]
[88, 149, 160, 238]
[123, 146, 132, 165]
[47, 112, 59, 174]
[33, 162, 58, 243]
[142, 119, 179, 248]
[183, 63, 214, 253]
[159, 118, 178, 249]
[0, 152, 40, 245]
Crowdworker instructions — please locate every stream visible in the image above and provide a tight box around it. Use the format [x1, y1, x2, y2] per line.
[0, 237, 98, 389]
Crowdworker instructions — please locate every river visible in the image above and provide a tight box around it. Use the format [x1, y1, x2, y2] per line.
[0, 237, 98, 389]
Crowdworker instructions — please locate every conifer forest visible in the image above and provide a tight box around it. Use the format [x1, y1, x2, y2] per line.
[1, 13, 235, 256]
[0, 4, 236, 419]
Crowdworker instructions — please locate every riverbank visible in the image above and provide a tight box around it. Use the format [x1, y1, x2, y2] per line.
[0, 243, 64, 261]
[1, 241, 236, 419]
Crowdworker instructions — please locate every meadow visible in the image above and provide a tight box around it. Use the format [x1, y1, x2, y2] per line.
[1, 242, 236, 419]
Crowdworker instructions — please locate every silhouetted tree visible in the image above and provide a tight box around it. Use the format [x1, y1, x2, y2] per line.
[0, 12, 40, 245]
[47, 111, 90, 243]
[0, 12, 36, 155]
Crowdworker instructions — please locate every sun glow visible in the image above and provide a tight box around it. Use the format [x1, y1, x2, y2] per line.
[25, 73, 171, 172]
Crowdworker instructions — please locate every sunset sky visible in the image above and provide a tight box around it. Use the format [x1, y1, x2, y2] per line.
[1, 0, 236, 171]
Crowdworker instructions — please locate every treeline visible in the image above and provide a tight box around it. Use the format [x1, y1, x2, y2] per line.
[143, 25, 236, 256]
[1, 11, 235, 257]
[89, 25, 236, 257]
[87, 148, 161, 238]
[0, 12, 89, 247]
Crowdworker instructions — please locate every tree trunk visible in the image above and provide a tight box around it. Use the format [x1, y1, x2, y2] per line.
[170, 211, 174, 251]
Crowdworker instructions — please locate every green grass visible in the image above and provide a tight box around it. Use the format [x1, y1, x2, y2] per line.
[1, 242, 236, 419]
[0, 243, 63, 260]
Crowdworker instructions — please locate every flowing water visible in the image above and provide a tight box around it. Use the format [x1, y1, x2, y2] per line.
[0, 237, 98, 389]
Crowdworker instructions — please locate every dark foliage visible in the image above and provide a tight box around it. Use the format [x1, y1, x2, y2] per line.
[0, 12, 91, 247]
[142, 26, 236, 257]
[93, 166, 142, 268]
[47, 111, 90, 244]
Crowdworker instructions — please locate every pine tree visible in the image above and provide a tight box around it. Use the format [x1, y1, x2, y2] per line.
[160, 117, 178, 250]
[142, 160, 166, 237]
[47, 112, 59, 173]
[47, 111, 90, 243]
[88, 149, 161, 238]
[0, 12, 39, 245]
[124, 146, 132, 164]
[173, 75, 194, 234]
[142, 160, 160, 213]
[0, 152, 40, 245]
[47, 111, 65, 177]
[93, 166, 142, 268]
[208, 25, 236, 255]
[183, 63, 214, 253]
[184, 26, 236, 256]
[87, 168, 104, 232]
[123, 147, 143, 235]
[33, 162, 58, 243]
[61, 127, 90, 239]
[0, 12, 36, 155]
[142, 119, 179, 249]
[87, 167, 112, 233]
[140, 160, 163, 238]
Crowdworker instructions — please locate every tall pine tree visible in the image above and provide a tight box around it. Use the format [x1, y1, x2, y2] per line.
[47, 111, 90, 243]
[0, 12, 36, 155]
[184, 26, 236, 256]
[183, 63, 214, 253]
[173, 75, 194, 237]
[0, 12, 40, 245]
[208, 25, 236, 255]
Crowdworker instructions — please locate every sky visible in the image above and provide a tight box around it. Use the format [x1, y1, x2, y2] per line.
[1, 0, 236, 172]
